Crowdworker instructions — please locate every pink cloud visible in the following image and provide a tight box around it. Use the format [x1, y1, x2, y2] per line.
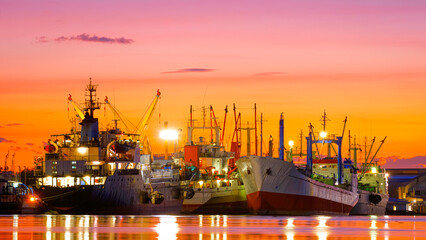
[382, 156, 426, 168]
[0, 138, 16, 143]
[162, 68, 214, 74]
[38, 33, 134, 44]
[6, 123, 23, 127]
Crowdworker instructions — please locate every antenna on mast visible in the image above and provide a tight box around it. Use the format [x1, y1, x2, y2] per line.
[320, 110, 330, 132]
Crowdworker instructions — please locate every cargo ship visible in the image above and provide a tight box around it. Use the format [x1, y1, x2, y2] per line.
[33, 79, 165, 213]
[174, 105, 248, 214]
[86, 160, 184, 214]
[236, 114, 359, 215]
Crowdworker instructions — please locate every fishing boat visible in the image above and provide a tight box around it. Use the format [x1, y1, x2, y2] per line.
[346, 136, 389, 215]
[350, 163, 389, 215]
[33, 79, 164, 213]
[0, 179, 45, 214]
[236, 114, 359, 215]
[174, 105, 248, 214]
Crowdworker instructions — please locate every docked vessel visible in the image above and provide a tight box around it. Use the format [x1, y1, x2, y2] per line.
[174, 106, 248, 214]
[348, 136, 389, 215]
[33, 79, 165, 213]
[0, 179, 44, 214]
[88, 160, 184, 214]
[236, 115, 359, 215]
[350, 165, 389, 215]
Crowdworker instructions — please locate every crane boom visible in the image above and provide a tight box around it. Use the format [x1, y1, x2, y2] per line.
[135, 90, 161, 137]
[68, 94, 85, 119]
[104, 96, 134, 134]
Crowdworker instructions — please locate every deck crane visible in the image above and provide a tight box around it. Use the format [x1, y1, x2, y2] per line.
[136, 90, 161, 155]
[104, 90, 161, 155]
[68, 94, 85, 120]
[104, 96, 135, 134]
[209, 105, 219, 144]
[220, 106, 228, 146]
[358, 136, 387, 180]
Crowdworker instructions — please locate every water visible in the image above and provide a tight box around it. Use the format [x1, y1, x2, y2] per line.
[0, 215, 425, 240]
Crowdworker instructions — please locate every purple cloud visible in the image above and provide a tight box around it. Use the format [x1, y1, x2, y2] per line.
[6, 123, 23, 127]
[55, 33, 134, 44]
[38, 34, 134, 44]
[162, 68, 214, 74]
[36, 36, 49, 43]
[253, 72, 285, 77]
[0, 138, 16, 143]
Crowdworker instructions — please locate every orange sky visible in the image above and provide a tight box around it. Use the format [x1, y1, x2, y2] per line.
[1, 0, 426, 169]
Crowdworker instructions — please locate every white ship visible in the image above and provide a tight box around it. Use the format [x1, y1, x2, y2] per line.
[237, 155, 359, 215]
[236, 114, 359, 215]
[89, 161, 184, 214]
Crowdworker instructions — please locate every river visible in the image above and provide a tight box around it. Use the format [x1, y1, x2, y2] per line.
[0, 215, 424, 239]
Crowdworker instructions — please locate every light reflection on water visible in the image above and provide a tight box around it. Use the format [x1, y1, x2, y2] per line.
[1, 215, 425, 239]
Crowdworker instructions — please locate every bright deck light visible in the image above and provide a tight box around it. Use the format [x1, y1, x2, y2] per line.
[159, 129, 178, 140]
[371, 167, 377, 173]
[320, 131, 327, 138]
[77, 147, 88, 155]
[288, 140, 294, 148]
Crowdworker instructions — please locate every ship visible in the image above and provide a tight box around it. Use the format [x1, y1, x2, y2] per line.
[86, 159, 184, 214]
[236, 114, 359, 215]
[33, 79, 164, 213]
[173, 105, 248, 214]
[0, 178, 45, 214]
[349, 136, 389, 215]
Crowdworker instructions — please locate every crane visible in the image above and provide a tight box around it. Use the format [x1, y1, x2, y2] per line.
[104, 96, 135, 134]
[4, 149, 9, 171]
[68, 94, 85, 120]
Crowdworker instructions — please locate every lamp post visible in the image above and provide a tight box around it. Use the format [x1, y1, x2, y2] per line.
[288, 140, 294, 162]
[159, 128, 178, 160]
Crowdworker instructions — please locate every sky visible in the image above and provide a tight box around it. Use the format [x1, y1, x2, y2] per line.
[1, 0, 426, 169]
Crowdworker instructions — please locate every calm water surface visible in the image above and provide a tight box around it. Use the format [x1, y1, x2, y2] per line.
[0, 215, 424, 239]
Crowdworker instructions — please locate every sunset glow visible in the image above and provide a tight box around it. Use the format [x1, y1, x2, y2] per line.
[1, 0, 426, 169]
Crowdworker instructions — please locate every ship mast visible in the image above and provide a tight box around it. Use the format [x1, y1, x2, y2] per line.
[85, 78, 100, 118]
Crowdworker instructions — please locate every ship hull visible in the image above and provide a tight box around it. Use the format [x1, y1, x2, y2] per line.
[182, 185, 248, 214]
[350, 190, 389, 215]
[88, 171, 184, 215]
[236, 156, 359, 215]
[0, 195, 22, 213]
[34, 186, 93, 212]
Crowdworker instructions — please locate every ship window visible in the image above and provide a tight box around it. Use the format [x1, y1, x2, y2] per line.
[53, 161, 57, 165]
[72, 161, 77, 164]
[72, 166, 76, 169]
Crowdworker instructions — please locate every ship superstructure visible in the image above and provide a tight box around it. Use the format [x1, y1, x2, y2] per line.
[173, 105, 248, 214]
[33, 79, 162, 212]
